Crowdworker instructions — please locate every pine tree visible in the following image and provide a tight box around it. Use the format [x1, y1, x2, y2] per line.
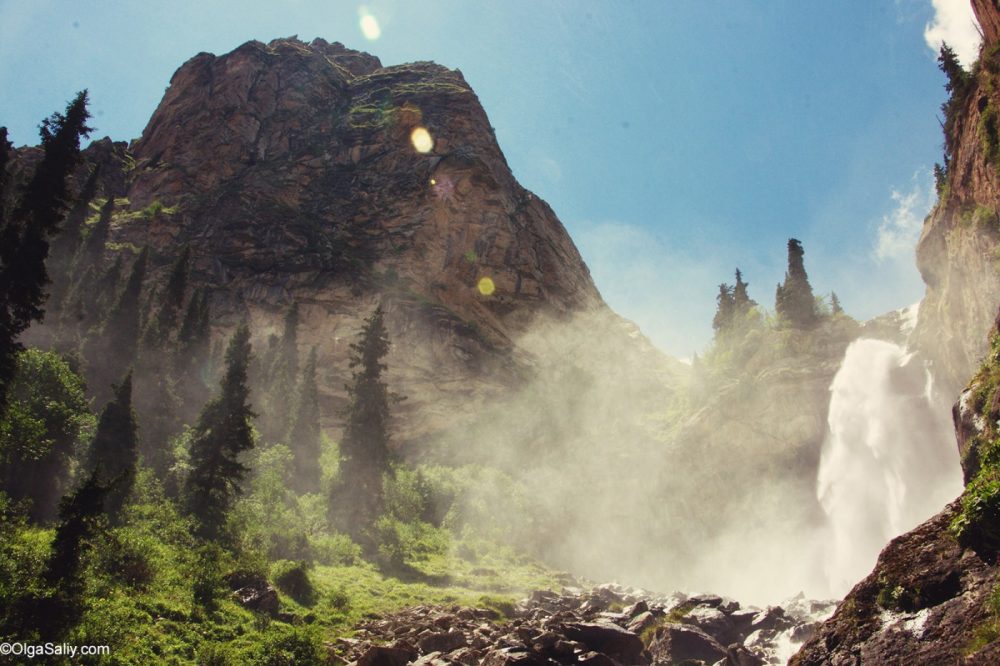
[85, 248, 147, 403]
[329, 306, 396, 544]
[86, 372, 139, 522]
[0, 92, 91, 410]
[732, 268, 756, 315]
[78, 196, 113, 271]
[184, 323, 255, 541]
[136, 248, 191, 471]
[49, 165, 101, 304]
[36, 469, 108, 640]
[830, 291, 843, 315]
[261, 302, 299, 443]
[175, 287, 212, 426]
[712, 283, 735, 334]
[142, 245, 190, 349]
[288, 347, 322, 494]
[775, 238, 818, 328]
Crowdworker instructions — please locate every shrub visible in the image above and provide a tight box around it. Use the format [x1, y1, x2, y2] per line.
[271, 560, 316, 607]
[249, 624, 323, 666]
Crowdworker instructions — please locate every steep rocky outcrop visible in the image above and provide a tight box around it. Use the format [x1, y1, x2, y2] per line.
[912, 0, 1000, 398]
[69, 36, 674, 446]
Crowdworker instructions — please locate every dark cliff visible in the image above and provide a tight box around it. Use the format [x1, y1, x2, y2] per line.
[73, 37, 661, 447]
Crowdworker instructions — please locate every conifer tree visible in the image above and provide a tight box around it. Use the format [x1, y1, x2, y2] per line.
[0, 92, 91, 410]
[175, 287, 212, 425]
[330, 306, 396, 544]
[712, 283, 735, 334]
[86, 372, 138, 522]
[830, 291, 843, 315]
[288, 347, 321, 494]
[136, 248, 191, 470]
[732, 268, 756, 315]
[36, 469, 108, 639]
[78, 196, 113, 271]
[185, 323, 255, 541]
[49, 165, 100, 303]
[142, 245, 190, 349]
[85, 248, 147, 402]
[261, 302, 299, 443]
[775, 239, 818, 328]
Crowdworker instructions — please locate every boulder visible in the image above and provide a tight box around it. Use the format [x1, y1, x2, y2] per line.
[357, 645, 418, 666]
[646, 623, 726, 665]
[563, 621, 646, 664]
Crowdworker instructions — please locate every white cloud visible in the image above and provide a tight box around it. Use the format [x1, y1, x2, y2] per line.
[874, 173, 935, 262]
[924, 0, 982, 68]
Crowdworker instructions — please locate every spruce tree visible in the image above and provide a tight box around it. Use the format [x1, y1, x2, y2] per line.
[775, 238, 818, 328]
[142, 245, 190, 349]
[85, 248, 147, 403]
[136, 248, 191, 471]
[712, 283, 735, 334]
[830, 291, 843, 315]
[0, 92, 91, 410]
[86, 372, 139, 522]
[732, 268, 756, 315]
[78, 196, 113, 271]
[49, 165, 100, 304]
[261, 302, 299, 443]
[36, 469, 108, 640]
[330, 306, 395, 544]
[184, 323, 255, 541]
[175, 287, 212, 426]
[288, 347, 322, 494]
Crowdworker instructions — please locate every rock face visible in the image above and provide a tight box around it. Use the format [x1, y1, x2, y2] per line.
[101, 36, 652, 445]
[912, 0, 1000, 398]
[794, 4, 1000, 661]
[331, 585, 835, 666]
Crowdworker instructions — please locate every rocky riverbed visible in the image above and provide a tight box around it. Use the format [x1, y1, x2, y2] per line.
[329, 585, 837, 665]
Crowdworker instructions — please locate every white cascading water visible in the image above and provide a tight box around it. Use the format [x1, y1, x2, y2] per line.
[816, 335, 964, 597]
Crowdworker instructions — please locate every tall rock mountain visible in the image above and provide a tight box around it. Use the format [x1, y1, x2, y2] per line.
[794, 2, 1000, 661]
[913, 0, 1000, 398]
[89, 37, 667, 446]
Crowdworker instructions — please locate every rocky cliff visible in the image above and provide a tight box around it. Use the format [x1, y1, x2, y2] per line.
[913, 0, 1000, 398]
[79, 36, 670, 446]
[793, 6, 1000, 659]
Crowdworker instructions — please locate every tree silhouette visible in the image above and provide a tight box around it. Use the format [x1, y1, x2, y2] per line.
[775, 239, 818, 328]
[185, 324, 255, 541]
[0, 92, 91, 410]
[329, 306, 397, 546]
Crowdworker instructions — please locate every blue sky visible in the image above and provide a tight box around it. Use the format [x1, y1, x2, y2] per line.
[0, 1, 981, 357]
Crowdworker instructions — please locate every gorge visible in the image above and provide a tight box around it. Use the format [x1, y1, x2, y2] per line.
[2, 2, 1000, 664]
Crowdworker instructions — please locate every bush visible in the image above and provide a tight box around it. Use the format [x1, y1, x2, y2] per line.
[250, 624, 323, 666]
[272, 560, 316, 607]
[952, 469, 1000, 551]
[94, 528, 156, 589]
[190, 544, 227, 610]
[374, 516, 449, 570]
[310, 532, 361, 566]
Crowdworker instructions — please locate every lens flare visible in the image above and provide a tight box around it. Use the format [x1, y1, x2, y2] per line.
[358, 8, 381, 41]
[477, 277, 496, 296]
[410, 126, 434, 153]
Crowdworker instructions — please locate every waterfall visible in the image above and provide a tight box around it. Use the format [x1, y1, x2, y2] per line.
[816, 337, 963, 596]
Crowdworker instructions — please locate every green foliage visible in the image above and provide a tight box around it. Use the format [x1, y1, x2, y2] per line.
[0, 348, 94, 522]
[272, 559, 317, 606]
[951, 470, 1000, 549]
[0, 92, 91, 410]
[246, 624, 324, 666]
[939, 43, 974, 160]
